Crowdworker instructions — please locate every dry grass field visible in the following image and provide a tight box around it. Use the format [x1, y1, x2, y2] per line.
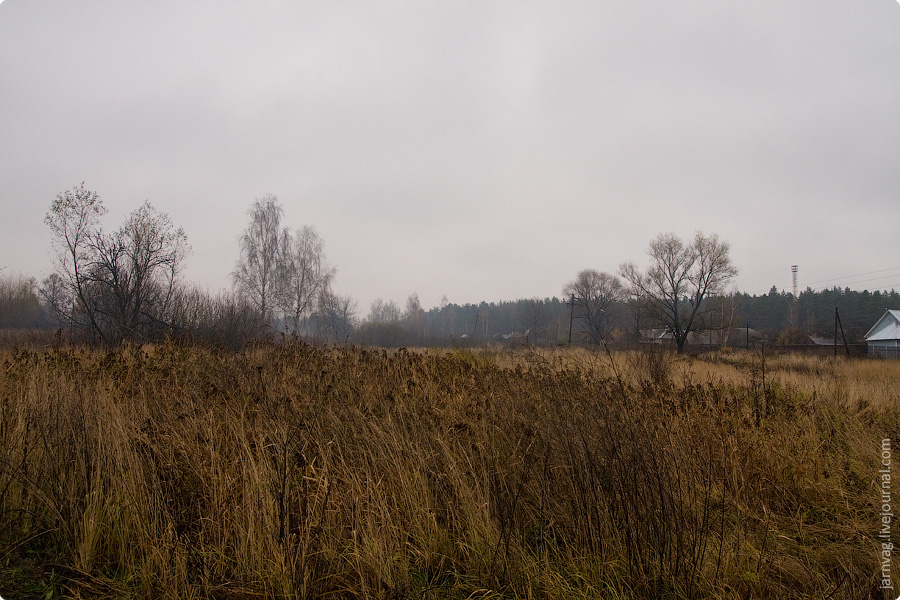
[0, 340, 898, 599]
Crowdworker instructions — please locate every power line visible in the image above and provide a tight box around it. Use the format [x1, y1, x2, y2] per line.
[864, 279, 900, 291]
[803, 274, 900, 291]
[800, 266, 900, 288]
[742, 266, 900, 297]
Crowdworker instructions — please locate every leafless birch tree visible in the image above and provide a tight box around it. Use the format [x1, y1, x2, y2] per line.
[367, 298, 402, 323]
[279, 225, 335, 335]
[233, 195, 338, 335]
[232, 194, 288, 325]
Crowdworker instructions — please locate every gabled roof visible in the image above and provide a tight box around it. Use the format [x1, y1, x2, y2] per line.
[640, 328, 673, 341]
[865, 309, 900, 341]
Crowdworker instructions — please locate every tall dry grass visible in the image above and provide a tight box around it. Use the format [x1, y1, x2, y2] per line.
[0, 341, 896, 599]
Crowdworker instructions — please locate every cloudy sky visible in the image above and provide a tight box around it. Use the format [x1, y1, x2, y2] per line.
[2, 0, 899, 314]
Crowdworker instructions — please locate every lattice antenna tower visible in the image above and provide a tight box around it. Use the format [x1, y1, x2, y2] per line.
[791, 265, 798, 299]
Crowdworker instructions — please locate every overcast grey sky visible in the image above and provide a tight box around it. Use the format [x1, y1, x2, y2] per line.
[2, 0, 899, 313]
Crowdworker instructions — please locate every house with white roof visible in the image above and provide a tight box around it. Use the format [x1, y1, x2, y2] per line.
[865, 309, 900, 358]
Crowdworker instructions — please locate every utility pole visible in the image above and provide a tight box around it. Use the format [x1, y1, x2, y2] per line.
[791, 265, 799, 327]
[835, 307, 850, 357]
[567, 293, 576, 345]
[834, 307, 837, 358]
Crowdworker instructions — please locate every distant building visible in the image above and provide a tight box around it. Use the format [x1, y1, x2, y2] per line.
[691, 328, 765, 348]
[865, 309, 900, 358]
[640, 327, 764, 349]
[640, 329, 673, 345]
[491, 331, 528, 346]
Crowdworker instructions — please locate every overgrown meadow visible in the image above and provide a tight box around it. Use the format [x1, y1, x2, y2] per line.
[0, 340, 898, 599]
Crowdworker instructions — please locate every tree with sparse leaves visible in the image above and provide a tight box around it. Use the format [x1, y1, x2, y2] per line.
[45, 183, 189, 343]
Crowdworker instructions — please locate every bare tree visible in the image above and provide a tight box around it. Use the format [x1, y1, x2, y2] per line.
[279, 225, 335, 335]
[45, 183, 107, 338]
[367, 298, 401, 323]
[517, 297, 548, 330]
[619, 232, 737, 354]
[315, 290, 357, 342]
[232, 194, 288, 325]
[714, 288, 740, 349]
[45, 186, 189, 343]
[563, 270, 623, 345]
[89, 202, 189, 340]
[167, 286, 266, 350]
[402, 292, 425, 343]
[39, 273, 73, 328]
[0, 273, 42, 328]
[232, 195, 338, 337]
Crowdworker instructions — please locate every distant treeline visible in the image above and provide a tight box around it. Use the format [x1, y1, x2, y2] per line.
[1, 271, 896, 348]
[739, 286, 900, 343]
[392, 286, 898, 347]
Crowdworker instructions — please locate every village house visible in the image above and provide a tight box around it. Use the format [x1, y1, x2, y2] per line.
[865, 309, 900, 358]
